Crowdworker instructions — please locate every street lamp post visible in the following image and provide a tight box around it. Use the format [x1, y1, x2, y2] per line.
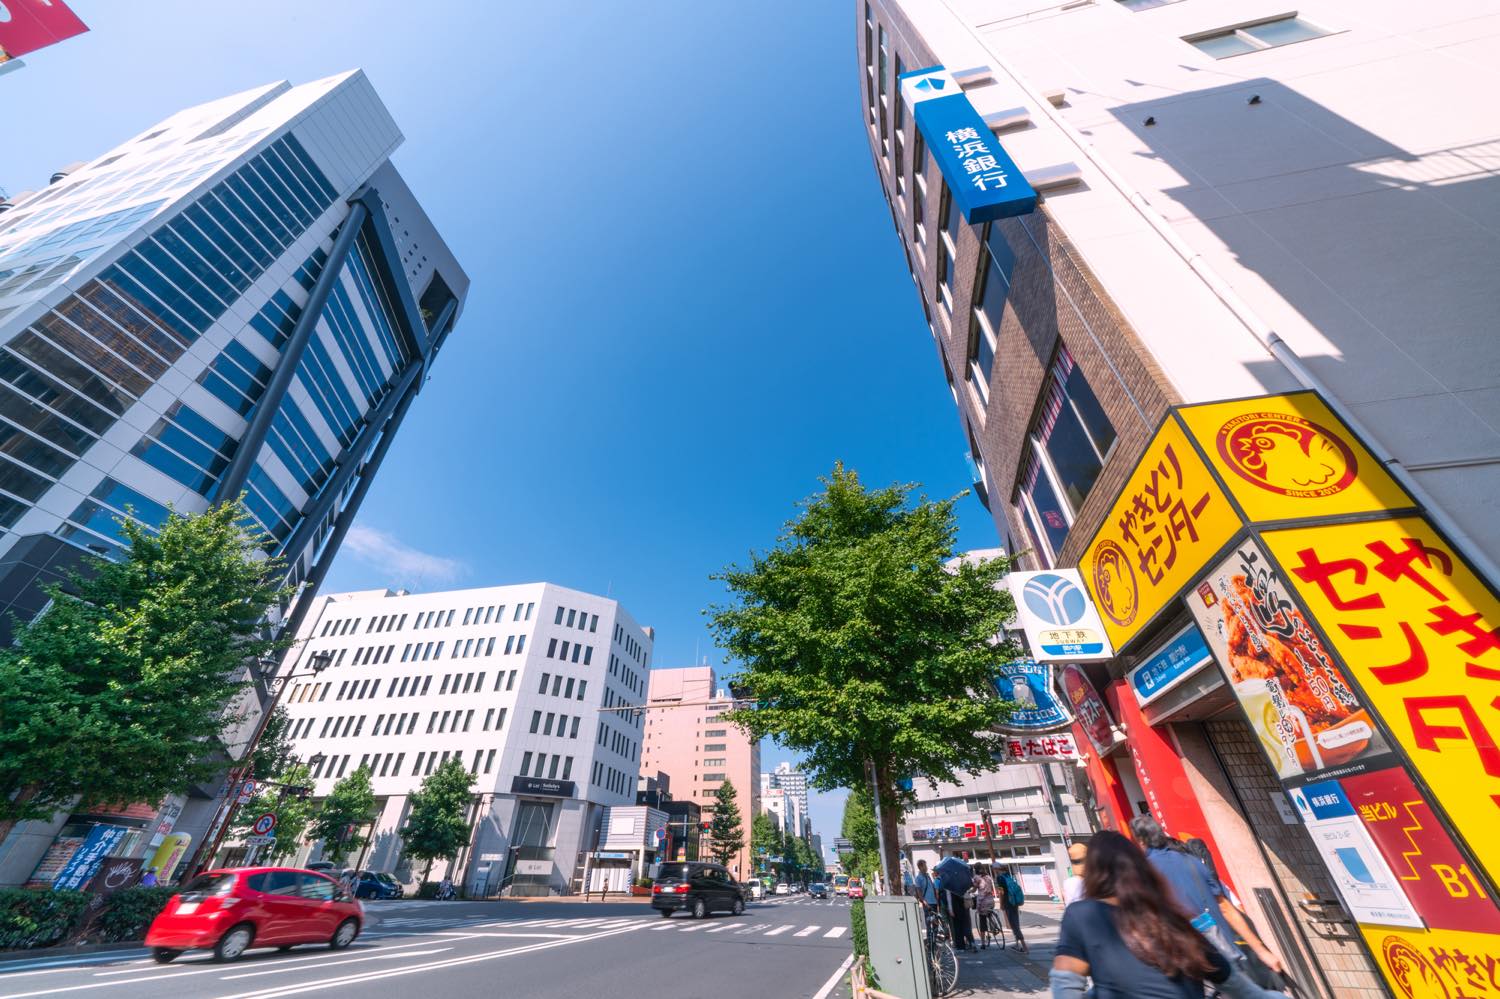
[183, 650, 332, 878]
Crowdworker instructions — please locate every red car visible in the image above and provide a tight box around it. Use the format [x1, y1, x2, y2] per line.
[848, 877, 866, 900]
[145, 867, 363, 963]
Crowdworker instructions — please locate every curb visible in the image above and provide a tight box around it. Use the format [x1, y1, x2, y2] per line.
[0, 940, 147, 965]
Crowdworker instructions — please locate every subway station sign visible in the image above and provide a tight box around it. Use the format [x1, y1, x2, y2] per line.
[899, 66, 1036, 223]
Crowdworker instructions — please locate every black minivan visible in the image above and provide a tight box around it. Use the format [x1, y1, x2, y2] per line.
[651, 862, 746, 919]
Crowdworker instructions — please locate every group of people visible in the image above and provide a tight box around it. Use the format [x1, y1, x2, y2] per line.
[909, 858, 1028, 953]
[1052, 816, 1292, 999]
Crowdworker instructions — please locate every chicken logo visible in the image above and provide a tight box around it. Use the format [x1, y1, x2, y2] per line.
[1217, 412, 1357, 498]
[1380, 935, 1451, 998]
[1091, 540, 1138, 628]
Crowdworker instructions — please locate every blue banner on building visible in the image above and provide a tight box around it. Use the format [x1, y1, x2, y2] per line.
[1128, 623, 1213, 706]
[52, 824, 128, 891]
[993, 660, 1072, 730]
[900, 65, 1036, 223]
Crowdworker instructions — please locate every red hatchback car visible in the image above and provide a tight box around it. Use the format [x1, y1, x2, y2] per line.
[146, 867, 363, 963]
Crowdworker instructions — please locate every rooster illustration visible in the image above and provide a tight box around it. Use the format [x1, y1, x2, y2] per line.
[1234, 421, 1349, 490]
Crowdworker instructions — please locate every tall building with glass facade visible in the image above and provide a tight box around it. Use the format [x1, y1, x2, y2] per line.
[0, 71, 468, 887]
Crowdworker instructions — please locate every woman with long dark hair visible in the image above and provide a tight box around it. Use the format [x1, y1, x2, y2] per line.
[1049, 831, 1286, 999]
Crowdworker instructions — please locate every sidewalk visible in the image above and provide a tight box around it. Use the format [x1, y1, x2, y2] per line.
[948, 901, 1062, 998]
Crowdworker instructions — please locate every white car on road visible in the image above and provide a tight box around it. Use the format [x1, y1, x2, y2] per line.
[775, 882, 790, 895]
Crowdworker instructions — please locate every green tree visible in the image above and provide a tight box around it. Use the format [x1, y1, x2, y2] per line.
[248, 707, 296, 782]
[0, 502, 286, 830]
[751, 812, 779, 873]
[708, 779, 745, 869]
[841, 784, 881, 880]
[711, 465, 1019, 889]
[309, 766, 376, 865]
[400, 758, 476, 884]
[229, 763, 315, 864]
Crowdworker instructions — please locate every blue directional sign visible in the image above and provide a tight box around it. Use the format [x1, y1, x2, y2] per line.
[900, 65, 1036, 223]
[1128, 623, 1213, 706]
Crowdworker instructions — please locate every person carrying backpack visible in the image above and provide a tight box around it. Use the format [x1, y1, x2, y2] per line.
[998, 866, 1027, 952]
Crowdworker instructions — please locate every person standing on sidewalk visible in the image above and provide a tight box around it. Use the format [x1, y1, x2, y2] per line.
[1050, 831, 1288, 999]
[913, 859, 939, 911]
[973, 864, 999, 948]
[1064, 842, 1087, 906]
[998, 866, 1028, 953]
[1129, 816, 1284, 980]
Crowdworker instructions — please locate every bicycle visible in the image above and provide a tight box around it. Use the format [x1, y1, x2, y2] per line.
[976, 905, 1005, 951]
[923, 905, 959, 997]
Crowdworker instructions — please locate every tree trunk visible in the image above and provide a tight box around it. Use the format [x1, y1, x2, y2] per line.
[423, 858, 434, 885]
[870, 759, 904, 895]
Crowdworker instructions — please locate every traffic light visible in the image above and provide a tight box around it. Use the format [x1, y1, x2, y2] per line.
[700, 822, 711, 833]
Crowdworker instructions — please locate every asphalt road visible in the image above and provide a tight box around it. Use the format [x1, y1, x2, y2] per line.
[0, 896, 856, 999]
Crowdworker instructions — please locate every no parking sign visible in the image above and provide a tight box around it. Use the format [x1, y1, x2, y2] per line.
[252, 813, 278, 836]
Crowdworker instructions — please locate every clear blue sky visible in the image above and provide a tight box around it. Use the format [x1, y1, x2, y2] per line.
[7, 0, 998, 856]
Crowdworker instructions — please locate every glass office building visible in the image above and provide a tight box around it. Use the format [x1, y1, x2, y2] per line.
[0, 71, 467, 886]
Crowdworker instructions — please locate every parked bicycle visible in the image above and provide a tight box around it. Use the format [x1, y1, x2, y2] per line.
[923, 904, 959, 996]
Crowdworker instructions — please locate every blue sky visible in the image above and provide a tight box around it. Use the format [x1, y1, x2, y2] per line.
[7, 1, 999, 856]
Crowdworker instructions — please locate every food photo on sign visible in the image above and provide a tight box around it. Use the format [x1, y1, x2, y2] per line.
[1187, 540, 1390, 779]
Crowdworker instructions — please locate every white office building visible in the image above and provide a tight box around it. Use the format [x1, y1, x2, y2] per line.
[273, 583, 652, 896]
[765, 761, 811, 838]
[0, 71, 467, 887]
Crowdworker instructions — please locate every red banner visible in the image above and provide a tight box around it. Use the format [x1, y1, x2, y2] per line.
[1062, 664, 1120, 755]
[0, 0, 87, 58]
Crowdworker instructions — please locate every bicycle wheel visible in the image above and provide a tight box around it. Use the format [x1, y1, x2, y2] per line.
[931, 939, 959, 996]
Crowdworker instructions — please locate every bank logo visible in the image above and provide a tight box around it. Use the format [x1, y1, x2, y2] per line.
[913, 76, 946, 92]
[1021, 573, 1088, 626]
[1091, 540, 1138, 628]
[1217, 412, 1357, 498]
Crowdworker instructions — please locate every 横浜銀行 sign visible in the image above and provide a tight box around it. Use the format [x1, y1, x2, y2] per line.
[899, 66, 1036, 223]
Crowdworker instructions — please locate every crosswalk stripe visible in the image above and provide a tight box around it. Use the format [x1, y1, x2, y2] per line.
[651, 923, 679, 931]
[676, 922, 712, 932]
[737, 923, 772, 934]
[824, 927, 848, 938]
[765, 924, 796, 936]
[706, 923, 744, 933]
[794, 926, 820, 937]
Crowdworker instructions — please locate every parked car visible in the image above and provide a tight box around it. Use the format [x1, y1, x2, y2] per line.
[745, 878, 765, 900]
[775, 882, 790, 895]
[373, 872, 405, 897]
[809, 882, 829, 899]
[651, 862, 745, 919]
[145, 867, 363, 963]
[848, 877, 865, 900]
[305, 861, 336, 873]
[350, 871, 399, 899]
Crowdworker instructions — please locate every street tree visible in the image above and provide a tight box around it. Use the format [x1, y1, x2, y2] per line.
[0, 501, 287, 832]
[248, 707, 297, 782]
[708, 779, 745, 868]
[309, 766, 376, 865]
[751, 812, 779, 873]
[400, 757, 476, 885]
[229, 763, 314, 864]
[841, 784, 881, 880]
[711, 465, 1019, 890]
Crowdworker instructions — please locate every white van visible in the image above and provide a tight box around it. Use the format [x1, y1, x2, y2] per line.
[745, 878, 764, 900]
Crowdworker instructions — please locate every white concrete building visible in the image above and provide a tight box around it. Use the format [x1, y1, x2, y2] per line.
[765, 761, 812, 838]
[273, 583, 652, 896]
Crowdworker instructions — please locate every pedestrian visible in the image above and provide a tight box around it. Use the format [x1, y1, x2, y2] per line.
[945, 878, 976, 953]
[912, 858, 938, 911]
[998, 866, 1027, 953]
[973, 864, 1000, 949]
[1129, 817, 1284, 981]
[437, 875, 454, 900]
[139, 867, 158, 888]
[1050, 830, 1288, 999]
[1064, 842, 1087, 906]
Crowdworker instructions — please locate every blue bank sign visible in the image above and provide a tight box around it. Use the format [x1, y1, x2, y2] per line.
[1128, 623, 1213, 706]
[900, 66, 1036, 223]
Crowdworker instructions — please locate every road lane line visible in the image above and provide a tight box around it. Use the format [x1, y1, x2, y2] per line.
[736, 923, 772, 934]
[211, 922, 649, 999]
[813, 955, 855, 999]
[824, 926, 848, 938]
[428, 932, 572, 939]
[674, 922, 712, 932]
[650, 923, 678, 931]
[795, 925, 821, 937]
[0, 957, 150, 979]
[704, 923, 743, 933]
[218, 948, 452, 980]
[764, 924, 796, 936]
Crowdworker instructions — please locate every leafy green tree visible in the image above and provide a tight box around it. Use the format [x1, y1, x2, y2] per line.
[752, 812, 779, 873]
[711, 465, 1019, 889]
[708, 779, 745, 869]
[841, 784, 881, 880]
[400, 757, 476, 884]
[248, 707, 296, 782]
[309, 767, 376, 865]
[229, 763, 315, 864]
[0, 502, 287, 831]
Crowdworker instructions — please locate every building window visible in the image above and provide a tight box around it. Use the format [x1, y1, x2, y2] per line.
[1033, 345, 1117, 514]
[967, 224, 1014, 408]
[1187, 16, 1329, 58]
[937, 185, 962, 313]
[1116, 0, 1180, 8]
[530, 710, 541, 734]
[521, 751, 532, 776]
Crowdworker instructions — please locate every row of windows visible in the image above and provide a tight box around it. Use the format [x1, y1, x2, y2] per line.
[527, 709, 581, 739]
[316, 600, 537, 639]
[554, 605, 599, 632]
[309, 745, 499, 782]
[608, 652, 642, 698]
[288, 667, 523, 704]
[545, 637, 593, 666]
[289, 703, 512, 743]
[594, 760, 628, 796]
[597, 721, 638, 762]
[537, 671, 588, 701]
[520, 750, 574, 782]
[613, 623, 645, 664]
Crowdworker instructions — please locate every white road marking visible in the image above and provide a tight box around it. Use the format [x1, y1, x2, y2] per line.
[764, 924, 796, 936]
[794, 925, 821, 937]
[650, 922, 679, 931]
[813, 955, 855, 999]
[705, 923, 744, 933]
[736, 923, 772, 934]
[218, 949, 451, 980]
[824, 926, 848, 938]
[430, 932, 572, 939]
[675, 922, 712, 932]
[0, 957, 150, 979]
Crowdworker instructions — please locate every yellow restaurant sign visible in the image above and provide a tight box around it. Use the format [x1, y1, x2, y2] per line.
[1078, 417, 1239, 649]
[1177, 391, 1413, 523]
[1263, 516, 1500, 889]
[1361, 925, 1500, 999]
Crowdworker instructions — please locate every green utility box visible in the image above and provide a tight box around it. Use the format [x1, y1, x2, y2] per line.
[863, 895, 931, 999]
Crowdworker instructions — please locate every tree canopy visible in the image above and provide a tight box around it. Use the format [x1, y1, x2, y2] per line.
[710, 465, 1019, 887]
[400, 757, 475, 882]
[309, 766, 377, 865]
[230, 763, 314, 864]
[0, 502, 287, 825]
[708, 779, 745, 869]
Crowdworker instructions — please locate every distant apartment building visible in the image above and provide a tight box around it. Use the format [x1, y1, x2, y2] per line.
[268, 583, 652, 896]
[640, 666, 759, 878]
[0, 72, 467, 887]
[764, 761, 811, 838]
